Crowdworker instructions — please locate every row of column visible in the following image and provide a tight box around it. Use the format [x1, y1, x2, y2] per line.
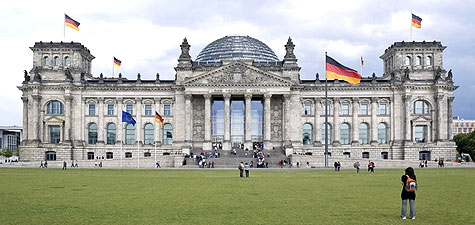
[192, 93, 274, 151]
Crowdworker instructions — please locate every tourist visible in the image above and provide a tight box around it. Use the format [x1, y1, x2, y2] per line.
[424, 160, 428, 168]
[238, 162, 244, 177]
[245, 163, 250, 177]
[334, 161, 338, 171]
[306, 161, 310, 168]
[400, 167, 417, 220]
[44, 161, 48, 168]
[370, 162, 375, 173]
[75, 160, 78, 168]
[62, 161, 67, 170]
[250, 161, 253, 168]
[354, 161, 360, 174]
[211, 161, 215, 168]
[297, 162, 300, 168]
[337, 161, 341, 171]
[39, 161, 44, 168]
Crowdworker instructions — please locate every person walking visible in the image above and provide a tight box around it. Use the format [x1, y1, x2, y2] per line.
[400, 167, 417, 220]
[245, 162, 250, 177]
[238, 162, 244, 177]
[369, 162, 375, 174]
[354, 161, 360, 174]
[62, 161, 67, 170]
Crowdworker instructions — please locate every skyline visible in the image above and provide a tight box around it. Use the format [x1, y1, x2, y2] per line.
[1, 0, 474, 126]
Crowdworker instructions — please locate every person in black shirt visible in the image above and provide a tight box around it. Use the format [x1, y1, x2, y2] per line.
[400, 167, 417, 219]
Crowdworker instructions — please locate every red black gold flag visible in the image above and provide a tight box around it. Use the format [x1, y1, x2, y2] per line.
[65, 14, 80, 31]
[326, 55, 362, 85]
[155, 111, 164, 126]
[412, 14, 422, 28]
[113, 57, 121, 68]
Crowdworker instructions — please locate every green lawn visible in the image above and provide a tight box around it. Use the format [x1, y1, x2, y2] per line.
[1, 167, 474, 225]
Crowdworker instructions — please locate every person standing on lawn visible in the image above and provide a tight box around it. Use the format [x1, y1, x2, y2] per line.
[400, 167, 417, 220]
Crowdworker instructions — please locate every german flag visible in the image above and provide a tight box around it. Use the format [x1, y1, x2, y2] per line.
[326, 55, 362, 85]
[65, 14, 80, 31]
[412, 14, 422, 28]
[113, 57, 121, 68]
[155, 111, 164, 126]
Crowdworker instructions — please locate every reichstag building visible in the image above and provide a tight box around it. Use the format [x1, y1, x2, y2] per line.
[18, 35, 458, 166]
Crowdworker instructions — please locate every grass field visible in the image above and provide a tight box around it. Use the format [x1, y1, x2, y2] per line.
[1, 167, 475, 225]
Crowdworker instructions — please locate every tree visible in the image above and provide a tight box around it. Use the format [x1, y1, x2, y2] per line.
[454, 131, 475, 161]
[14, 147, 20, 157]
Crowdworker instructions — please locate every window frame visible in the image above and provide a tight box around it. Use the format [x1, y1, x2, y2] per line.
[340, 123, 350, 145]
[107, 104, 114, 115]
[341, 103, 349, 115]
[89, 104, 96, 115]
[164, 104, 171, 116]
[144, 123, 154, 145]
[145, 104, 152, 116]
[88, 123, 98, 144]
[360, 104, 368, 115]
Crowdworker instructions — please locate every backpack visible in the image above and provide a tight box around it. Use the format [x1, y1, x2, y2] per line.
[405, 175, 417, 192]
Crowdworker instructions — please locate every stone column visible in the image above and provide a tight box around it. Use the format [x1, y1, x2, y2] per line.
[185, 94, 192, 144]
[332, 98, 340, 146]
[21, 96, 28, 142]
[97, 97, 104, 143]
[154, 97, 161, 145]
[244, 93, 252, 149]
[117, 97, 123, 145]
[436, 94, 445, 141]
[371, 97, 378, 145]
[351, 97, 359, 145]
[264, 93, 272, 149]
[223, 94, 231, 150]
[403, 95, 412, 142]
[283, 94, 291, 144]
[203, 94, 212, 151]
[32, 94, 41, 142]
[448, 97, 454, 140]
[64, 94, 73, 142]
[314, 97, 321, 145]
[135, 97, 142, 145]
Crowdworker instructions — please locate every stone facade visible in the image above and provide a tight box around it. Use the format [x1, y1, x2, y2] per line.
[18, 38, 458, 165]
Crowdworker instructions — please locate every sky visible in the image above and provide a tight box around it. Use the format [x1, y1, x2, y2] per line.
[1, 0, 474, 126]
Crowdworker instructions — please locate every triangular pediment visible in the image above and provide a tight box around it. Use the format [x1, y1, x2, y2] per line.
[184, 62, 294, 86]
[44, 115, 65, 123]
[412, 116, 432, 123]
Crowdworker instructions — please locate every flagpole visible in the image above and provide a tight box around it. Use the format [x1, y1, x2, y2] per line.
[154, 140, 157, 167]
[120, 140, 123, 168]
[63, 13, 65, 42]
[410, 12, 413, 41]
[112, 57, 115, 78]
[324, 52, 329, 168]
[137, 140, 140, 169]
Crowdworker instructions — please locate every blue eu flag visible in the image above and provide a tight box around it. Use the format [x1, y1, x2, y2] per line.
[122, 111, 136, 126]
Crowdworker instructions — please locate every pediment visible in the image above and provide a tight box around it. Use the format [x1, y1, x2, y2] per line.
[184, 62, 293, 86]
[412, 116, 432, 123]
[44, 115, 65, 123]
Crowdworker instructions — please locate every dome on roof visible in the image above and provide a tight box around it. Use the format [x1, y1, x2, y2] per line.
[195, 35, 279, 63]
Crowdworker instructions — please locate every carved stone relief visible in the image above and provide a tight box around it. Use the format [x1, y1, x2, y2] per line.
[271, 96, 283, 141]
[192, 96, 205, 141]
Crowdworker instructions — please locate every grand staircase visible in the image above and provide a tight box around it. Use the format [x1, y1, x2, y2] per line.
[183, 147, 289, 168]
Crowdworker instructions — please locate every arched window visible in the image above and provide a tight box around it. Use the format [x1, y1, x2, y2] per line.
[359, 123, 369, 144]
[46, 101, 64, 114]
[340, 123, 350, 145]
[54, 56, 60, 66]
[378, 123, 388, 144]
[163, 123, 173, 145]
[405, 56, 411, 66]
[107, 123, 116, 145]
[321, 123, 332, 145]
[302, 123, 312, 145]
[43, 56, 49, 66]
[416, 56, 421, 66]
[425, 56, 432, 66]
[88, 123, 98, 144]
[125, 123, 135, 145]
[413, 100, 429, 114]
[144, 123, 154, 145]
[64, 56, 71, 67]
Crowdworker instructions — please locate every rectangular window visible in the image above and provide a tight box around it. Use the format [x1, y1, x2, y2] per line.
[360, 104, 368, 115]
[89, 104, 96, 115]
[87, 152, 94, 160]
[145, 104, 152, 115]
[49, 126, 60, 143]
[164, 104, 171, 116]
[304, 104, 312, 115]
[107, 104, 114, 115]
[414, 125, 427, 143]
[322, 103, 331, 115]
[341, 104, 349, 115]
[126, 104, 133, 114]
[458, 128, 462, 132]
[379, 104, 387, 115]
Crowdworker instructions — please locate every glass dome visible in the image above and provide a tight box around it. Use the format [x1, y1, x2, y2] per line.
[195, 35, 279, 63]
